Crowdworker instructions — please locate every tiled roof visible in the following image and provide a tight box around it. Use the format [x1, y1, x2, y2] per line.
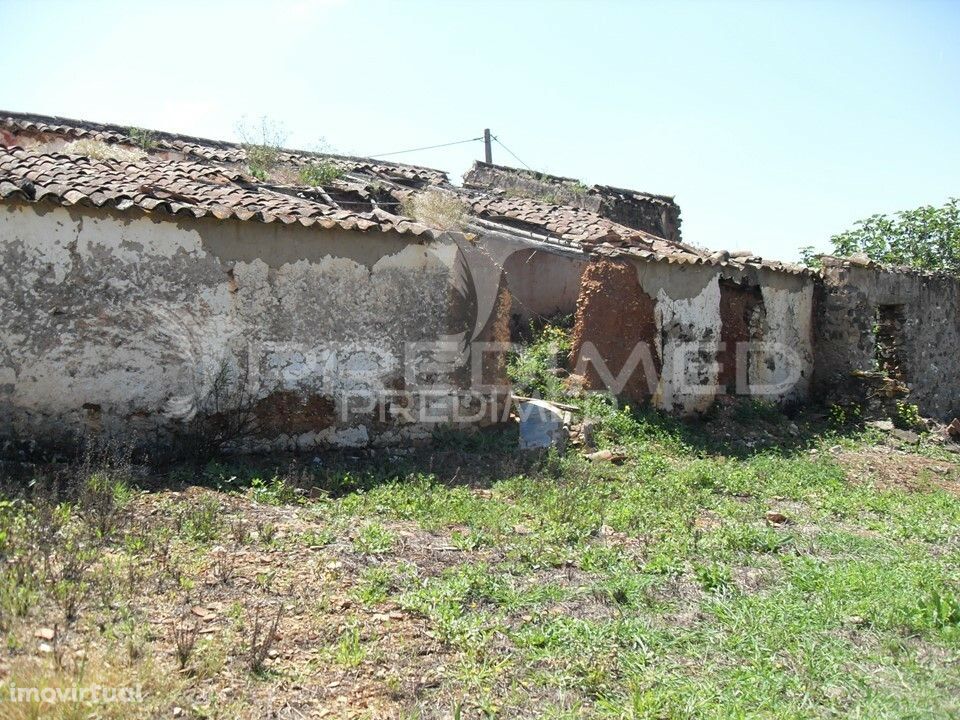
[591, 242, 814, 277]
[468, 193, 702, 256]
[0, 110, 449, 188]
[0, 145, 437, 236]
[0, 110, 712, 262]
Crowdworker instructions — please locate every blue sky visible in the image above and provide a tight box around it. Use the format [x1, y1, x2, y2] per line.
[1, 0, 957, 260]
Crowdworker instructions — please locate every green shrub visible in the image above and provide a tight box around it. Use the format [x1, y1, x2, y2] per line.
[179, 497, 223, 543]
[693, 562, 732, 593]
[353, 523, 395, 555]
[893, 401, 924, 431]
[907, 589, 960, 632]
[237, 116, 286, 181]
[298, 161, 343, 186]
[828, 402, 862, 428]
[507, 323, 572, 401]
[128, 127, 157, 150]
[249, 476, 304, 506]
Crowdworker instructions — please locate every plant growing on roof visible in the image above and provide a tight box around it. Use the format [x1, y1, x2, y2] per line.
[567, 180, 590, 201]
[62, 139, 146, 163]
[128, 127, 157, 151]
[504, 186, 560, 204]
[401, 189, 467, 232]
[237, 116, 287, 181]
[298, 161, 343, 186]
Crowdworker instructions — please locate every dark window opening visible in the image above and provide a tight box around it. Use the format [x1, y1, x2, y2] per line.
[875, 304, 906, 380]
[718, 279, 765, 393]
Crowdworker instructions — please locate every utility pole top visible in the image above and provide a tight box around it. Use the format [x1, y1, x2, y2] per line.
[483, 129, 492, 164]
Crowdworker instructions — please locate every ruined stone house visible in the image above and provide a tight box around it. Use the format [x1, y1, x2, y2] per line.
[461, 163, 960, 421]
[461, 162, 819, 414]
[1, 111, 957, 455]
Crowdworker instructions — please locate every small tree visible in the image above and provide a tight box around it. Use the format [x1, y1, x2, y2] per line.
[827, 197, 960, 271]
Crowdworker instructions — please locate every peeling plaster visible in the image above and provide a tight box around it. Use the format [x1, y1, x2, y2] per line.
[652, 275, 723, 414]
[753, 283, 814, 399]
[0, 204, 492, 451]
[574, 256, 817, 415]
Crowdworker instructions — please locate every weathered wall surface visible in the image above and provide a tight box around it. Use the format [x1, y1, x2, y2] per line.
[0, 203, 508, 454]
[570, 259, 661, 401]
[592, 187, 681, 246]
[463, 162, 682, 243]
[571, 255, 814, 414]
[815, 259, 960, 420]
[477, 231, 587, 325]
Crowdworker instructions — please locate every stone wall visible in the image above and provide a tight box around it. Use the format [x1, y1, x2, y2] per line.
[463, 162, 682, 243]
[815, 258, 960, 420]
[590, 185, 681, 245]
[571, 254, 814, 413]
[0, 202, 510, 455]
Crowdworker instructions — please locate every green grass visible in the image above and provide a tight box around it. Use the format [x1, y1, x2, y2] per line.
[508, 320, 574, 402]
[352, 522, 397, 555]
[1, 324, 957, 716]
[317, 399, 960, 717]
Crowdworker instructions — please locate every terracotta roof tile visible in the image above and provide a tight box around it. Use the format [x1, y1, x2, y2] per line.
[591, 243, 813, 277]
[1, 110, 450, 187]
[0, 110, 721, 263]
[467, 193, 702, 256]
[0, 146, 436, 238]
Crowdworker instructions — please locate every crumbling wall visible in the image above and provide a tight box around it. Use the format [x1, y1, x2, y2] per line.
[592, 186, 681, 245]
[815, 258, 960, 419]
[482, 233, 587, 325]
[569, 259, 661, 402]
[571, 254, 814, 414]
[463, 162, 682, 242]
[0, 202, 509, 454]
[752, 278, 814, 399]
[718, 279, 764, 392]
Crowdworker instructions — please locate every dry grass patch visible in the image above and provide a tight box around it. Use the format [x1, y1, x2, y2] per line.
[401, 189, 467, 232]
[837, 445, 960, 495]
[61, 139, 146, 163]
[0, 647, 180, 720]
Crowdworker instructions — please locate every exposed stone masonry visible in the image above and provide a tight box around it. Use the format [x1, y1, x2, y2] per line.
[815, 257, 960, 420]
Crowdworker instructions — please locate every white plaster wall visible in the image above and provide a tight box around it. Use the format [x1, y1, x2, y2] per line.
[750, 282, 814, 400]
[635, 260, 815, 414]
[651, 275, 723, 414]
[0, 203, 484, 452]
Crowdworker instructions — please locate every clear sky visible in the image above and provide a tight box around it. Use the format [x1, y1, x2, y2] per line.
[1, 0, 957, 260]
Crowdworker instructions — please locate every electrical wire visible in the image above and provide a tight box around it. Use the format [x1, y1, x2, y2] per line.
[491, 135, 534, 171]
[369, 136, 483, 158]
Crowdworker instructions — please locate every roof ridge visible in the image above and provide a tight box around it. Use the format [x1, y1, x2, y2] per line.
[0, 109, 451, 178]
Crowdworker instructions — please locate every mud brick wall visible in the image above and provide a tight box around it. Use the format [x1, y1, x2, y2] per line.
[569, 259, 661, 401]
[815, 259, 960, 420]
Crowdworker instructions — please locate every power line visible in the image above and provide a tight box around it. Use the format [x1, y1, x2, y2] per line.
[492, 135, 534, 171]
[368, 131, 536, 172]
[369, 136, 483, 158]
